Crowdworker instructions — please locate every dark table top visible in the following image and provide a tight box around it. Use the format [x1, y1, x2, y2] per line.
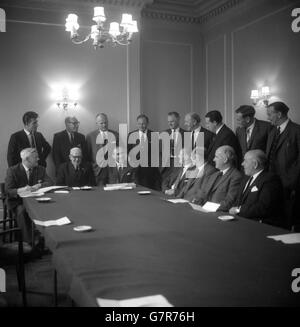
[24, 187, 300, 307]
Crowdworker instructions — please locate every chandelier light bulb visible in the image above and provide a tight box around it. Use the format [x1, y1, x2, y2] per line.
[93, 6, 106, 23]
[109, 22, 120, 37]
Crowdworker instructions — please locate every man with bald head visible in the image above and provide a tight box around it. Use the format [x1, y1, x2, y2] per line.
[5, 148, 53, 245]
[229, 150, 284, 227]
[56, 147, 95, 187]
[192, 145, 242, 212]
[52, 116, 88, 172]
[184, 112, 214, 155]
[86, 113, 119, 186]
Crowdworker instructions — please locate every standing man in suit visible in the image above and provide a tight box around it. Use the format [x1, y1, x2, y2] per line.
[205, 110, 241, 166]
[184, 112, 215, 155]
[160, 111, 186, 184]
[192, 145, 242, 212]
[86, 113, 119, 186]
[107, 146, 137, 184]
[5, 148, 53, 245]
[266, 102, 300, 229]
[56, 147, 95, 187]
[7, 111, 51, 167]
[229, 150, 284, 228]
[52, 116, 88, 173]
[235, 105, 271, 160]
[128, 114, 161, 190]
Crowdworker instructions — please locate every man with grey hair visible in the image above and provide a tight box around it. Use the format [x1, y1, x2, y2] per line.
[5, 148, 53, 245]
[229, 149, 284, 227]
[52, 116, 88, 172]
[184, 112, 214, 154]
[56, 147, 95, 187]
[86, 113, 119, 185]
[192, 145, 242, 212]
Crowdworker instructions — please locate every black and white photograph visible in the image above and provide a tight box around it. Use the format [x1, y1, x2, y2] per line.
[0, 0, 300, 311]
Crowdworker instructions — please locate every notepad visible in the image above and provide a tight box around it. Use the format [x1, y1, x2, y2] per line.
[167, 199, 189, 204]
[33, 216, 71, 227]
[202, 201, 220, 212]
[97, 294, 173, 307]
[267, 233, 300, 244]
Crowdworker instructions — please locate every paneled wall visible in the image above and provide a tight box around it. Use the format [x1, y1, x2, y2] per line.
[0, 5, 141, 180]
[203, 0, 300, 129]
[141, 20, 202, 132]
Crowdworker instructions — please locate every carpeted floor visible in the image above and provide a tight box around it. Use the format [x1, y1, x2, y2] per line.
[0, 208, 71, 307]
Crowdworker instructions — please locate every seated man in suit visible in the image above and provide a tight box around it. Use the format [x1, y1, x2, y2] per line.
[184, 112, 214, 155]
[7, 111, 51, 167]
[5, 148, 53, 245]
[229, 150, 284, 228]
[52, 116, 88, 173]
[205, 110, 241, 165]
[86, 113, 119, 186]
[192, 145, 242, 212]
[177, 147, 217, 201]
[164, 148, 195, 197]
[56, 147, 95, 187]
[107, 146, 137, 184]
[235, 105, 271, 162]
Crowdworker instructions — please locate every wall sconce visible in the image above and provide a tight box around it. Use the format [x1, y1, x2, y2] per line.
[54, 86, 78, 111]
[250, 86, 271, 107]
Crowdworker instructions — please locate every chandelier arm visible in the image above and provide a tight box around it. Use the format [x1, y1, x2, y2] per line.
[71, 34, 91, 45]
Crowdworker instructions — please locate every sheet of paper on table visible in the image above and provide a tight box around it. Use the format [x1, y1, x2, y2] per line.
[202, 201, 220, 212]
[33, 216, 71, 227]
[189, 202, 208, 212]
[104, 183, 135, 191]
[97, 294, 173, 307]
[267, 233, 300, 244]
[167, 199, 189, 204]
[19, 191, 45, 198]
[38, 185, 68, 193]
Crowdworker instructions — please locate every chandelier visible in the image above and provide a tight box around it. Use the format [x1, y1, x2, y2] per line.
[65, 7, 138, 49]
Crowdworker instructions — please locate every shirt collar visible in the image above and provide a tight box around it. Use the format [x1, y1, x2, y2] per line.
[278, 119, 289, 134]
[251, 169, 264, 183]
[247, 119, 256, 132]
[24, 129, 31, 136]
[193, 127, 201, 134]
[221, 167, 230, 175]
[216, 124, 224, 135]
[22, 163, 30, 172]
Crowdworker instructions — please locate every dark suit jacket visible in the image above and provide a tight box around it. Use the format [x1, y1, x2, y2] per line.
[171, 165, 196, 197]
[178, 163, 217, 201]
[52, 130, 88, 170]
[7, 130, 51, 167]
[236, 119, 271, 158]
[86, 129, 119, 179]
[207, 125, 241, 165]
[128, 129, 161, 190]
[266, 120, 300, 193]
[191, 127, 215, 156]
[56, 162, 96, 187]
[194, 167, 242, 212]
[107, 166, 137, 184]
[236, 171, 284, 227]
[161, 166, 182, 192]
[5, 163, 53, 209]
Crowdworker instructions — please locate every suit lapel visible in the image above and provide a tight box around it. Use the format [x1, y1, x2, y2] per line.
[210, 168, 232, 193]
[275, 122, 290, 151]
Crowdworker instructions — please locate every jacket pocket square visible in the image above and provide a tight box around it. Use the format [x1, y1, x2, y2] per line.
[251, 186, 258, 192]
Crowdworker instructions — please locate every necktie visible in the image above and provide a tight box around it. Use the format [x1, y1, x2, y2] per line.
[246, 128, 251, 149]
[268, 127, 281, 170]
[28, 168, 34, 186]
[191, 130, 195, 150]
[70, 132, 75, 146]
[170, 129, 175, 158]
[243, 176, 253, 194]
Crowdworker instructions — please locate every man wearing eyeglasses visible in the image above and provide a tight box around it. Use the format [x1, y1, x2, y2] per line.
[52, 116, 88, 173]
[56, 147, 95, 187]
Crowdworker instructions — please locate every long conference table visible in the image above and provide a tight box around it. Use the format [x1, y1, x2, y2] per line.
[24, 186, 300, 307]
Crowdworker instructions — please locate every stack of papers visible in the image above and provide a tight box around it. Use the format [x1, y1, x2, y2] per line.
[33, 216, 71, 227]
[104, 183, 136, 191]
[97, 294, 173, 307]
[167, 199, 189, 204]
[267, 234, 300, 244]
